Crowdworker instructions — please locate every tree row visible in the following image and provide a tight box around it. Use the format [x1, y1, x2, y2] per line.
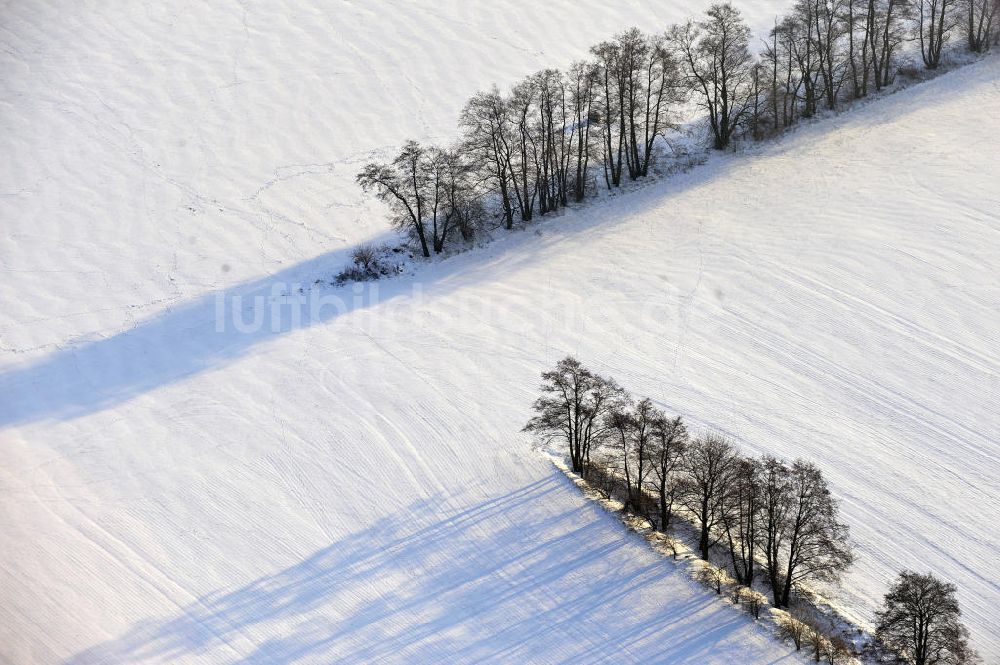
[356, 0, 997, 259]
[523, 356, 977, 664]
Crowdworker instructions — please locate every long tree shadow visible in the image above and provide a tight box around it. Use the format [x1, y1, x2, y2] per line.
[2, 59, 961, 431]
[0, 143, 739, 429]
[0, 238, 410, 428]
[66, 476, 795, 664]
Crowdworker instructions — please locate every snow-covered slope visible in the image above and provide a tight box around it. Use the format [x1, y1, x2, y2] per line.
[3, 1, 999, 663]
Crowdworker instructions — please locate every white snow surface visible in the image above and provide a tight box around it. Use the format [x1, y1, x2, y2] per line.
[2, 1, 999, 663]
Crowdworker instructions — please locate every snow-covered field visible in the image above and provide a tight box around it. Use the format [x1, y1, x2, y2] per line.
[2, 1, 999, 663]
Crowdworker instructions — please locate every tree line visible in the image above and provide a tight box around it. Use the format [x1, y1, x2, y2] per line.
[523, 356, 977, 664]
[356, 0, 997, 259]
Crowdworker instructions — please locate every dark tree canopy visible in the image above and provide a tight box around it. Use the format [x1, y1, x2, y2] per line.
[671, 3, 756, 149]
[876, 571, 978, 665]
[522, 357, 623, 475]
[681, 434, 739, 560]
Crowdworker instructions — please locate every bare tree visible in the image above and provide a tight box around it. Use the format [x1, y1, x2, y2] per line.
[648, 415, 688, 530]
[604, 397, 660, 515]
[435, 148, 483, 244]
[605, 398, 638, 508]
[591, 39, 626, 188]
[637, 33, 684, 175]
[867, 0, 912, 90]
[509, 76, 540, 222]
[961, 0, 998, 50]
[672, 3, 757, 149]
[810, 0, 849, 109]
[844, 0, 871, 97]
[356, 142, 473, 257]
[356, 141, 433, 258]
[616, 28, 648, 181]
[720, 456, 762, 585]
[567, 60, 598, 201]
[629, 398, 660, 515]
[533, 68, 570, 215]
[682, 434, 738, 559]
[523, 357, 623, 475]
[460, 89, 516, 229]
[776, 460, 853, 607]
[875, 571, 978, 665]
[762, 16, 805, 128]
[791, 0, 822, 117]
[760, 455, 793, 605]
[919, 0, 960, 67]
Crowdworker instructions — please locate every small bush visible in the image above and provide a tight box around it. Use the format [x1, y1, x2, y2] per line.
[663, 536, 682, 560]
[804, 622, 831, 662]
[586, 458, 621, 500]
[743, 589, 766, 619]
[777, 612, 808, 650]
[351, 243, 380, 273]
[335, 242, 399, 284]
[826, 635, 853, 664]
[695, 564, 732, 595]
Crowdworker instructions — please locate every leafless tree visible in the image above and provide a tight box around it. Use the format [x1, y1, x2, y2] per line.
[629, 398, 660, 515]
[590, 29, 683, 183]
[648, 415, 688, 530]
[435, 148, 483, 243]
[876, 571, 978, 665]
[603, 397, 659, 515]
[682, 434, 738, 559]
[866, 0, 913, 90]
[616, 28, 647, 181]
[567, 60, 598, 201]
[460, 89, 516, 229]
[509, 76, 541, 222]
[672, 3, 757, 149]
[760, 455, 793, 605]
[919, 0, 960, 67]
[532, 68, 571, 215]
[721, 456, 762, 585]
[844, 0, 874, 97]
[605, 398, 638, 508]
[961, 0, 998, 50]
[776, 460, 853, 607]
[640, 33, 684, 174]
[809, 0, 849, 109]
[759, 457, 851, 608]
[762, 17, 804, 128]
[590, 39, 625, 188]
[356, 141, 449, 258]
[523, 357, 623, 475]
[791, 0, 822, 117]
